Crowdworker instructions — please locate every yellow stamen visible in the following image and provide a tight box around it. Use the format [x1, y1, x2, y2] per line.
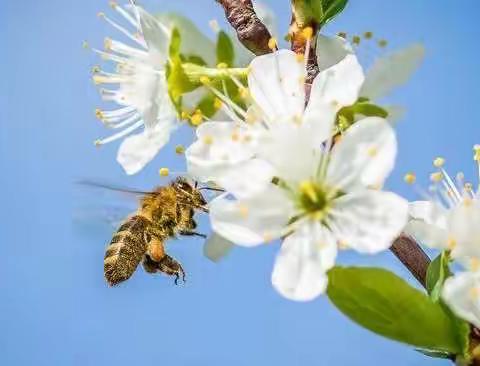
[337, 32, 347, 39]
[301, 27, 314, 40]
[363, 31, 373, 39]
[82, 40, 90, 49]
[433, 157, 445, 168]
[175, 145, 185, 155]
[239, 87, 249, 99]
[159, 168, 169, 177]
[217, 62, 228, 69]
[367, 146, 378, 157]
[430, 172, 443, 183]
[213, 98, 223, 110]
[104, 37, 112, 50]
[378, 39, 388, 48]
[268, 37, 277, 50]
[95, 109, 104, 120]
[299, 180, 317, 203]
[200, 76, 211, 85]
[352, 36, 361, 45]
[191, 112, 203, 126]
[231, 131, 240, 142]
[180, 111, 190, 121]
[404, 172, 416, 185]
[447, 237, 457, 250]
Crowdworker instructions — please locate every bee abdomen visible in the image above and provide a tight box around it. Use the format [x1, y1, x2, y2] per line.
[104, 215, 150, 286]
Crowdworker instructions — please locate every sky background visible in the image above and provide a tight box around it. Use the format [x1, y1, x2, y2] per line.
[2, 0, 480, 365]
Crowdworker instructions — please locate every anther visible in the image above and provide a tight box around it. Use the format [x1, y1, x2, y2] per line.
[95, 108, 104, 120]
[109, 1, 117, 9]
[378, 39, 388, 48]
[191, 112, 203, 126]
[217, 62, 228, 69]
[82, 40, 90, 49]
[301, 27, 314, 40]
[175, 145, 185, 154]
[91, 65, 101, 74]
[404, 172, 416, 185]
[352, 36, 361, 45]
[430, 172, 443, 183]
[213, 98, 223, 110]
[239, 87, 249, 99]
[104, 37, 113, 50]
[159, 168, 170, 177]
[200, 76, 211, 85]
[367, 146, 378, 157]
[209, 19, 220, 33]
[433, 157, 445, 168]
[363, 31, 373, 39]
[337, 32, 347, 39]
[268, 37, 277, 50]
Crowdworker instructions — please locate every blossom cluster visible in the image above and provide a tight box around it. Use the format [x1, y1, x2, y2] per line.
[86, 1, 480, 359]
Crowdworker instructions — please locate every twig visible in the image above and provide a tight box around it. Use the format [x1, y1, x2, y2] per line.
[215, 0, 272, 56]
[390, 234, 430, 288]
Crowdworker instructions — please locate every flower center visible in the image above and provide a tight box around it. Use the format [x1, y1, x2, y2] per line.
[297, 180, 331, 218]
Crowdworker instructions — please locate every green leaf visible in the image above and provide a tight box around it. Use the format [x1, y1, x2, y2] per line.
[294, 0, 348, 26]
[327, 267, 463, 354]
[319, 0, 349, 25]
[216, 31, 235, 67]
[426, 252, 452, 301]
[415, 349, 452, 359]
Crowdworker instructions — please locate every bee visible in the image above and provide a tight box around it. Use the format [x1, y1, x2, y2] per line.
[98, 177, 210, 286]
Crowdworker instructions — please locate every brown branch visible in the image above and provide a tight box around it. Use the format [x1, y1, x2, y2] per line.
[215, 0, 273, 56]
[390, 234, 430, 288]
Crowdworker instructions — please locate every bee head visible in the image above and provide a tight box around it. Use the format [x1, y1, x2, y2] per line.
[173, 177, 207, 209]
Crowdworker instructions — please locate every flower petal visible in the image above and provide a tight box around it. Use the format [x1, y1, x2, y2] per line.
[186, 121, 257, 182]
[404, 220, 449, 250]
[257, 123, 319, 184]
[327, 117, 397, 191]
[117, 120, 176, 175]
[271, 221, 337, 301]
[448, 201, 480, 264]
[215, 158, 275, 199]
[442, 272, 480, 329]
[316, 35, 353, 72]
[203, 232, 234, 263]
[360, 44, 425, 100]
[209, 188, 294, 247]
[331, 190, 408, 254]
[248, 50, 305, 124]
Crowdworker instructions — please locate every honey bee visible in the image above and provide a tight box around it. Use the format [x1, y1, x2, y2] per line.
[96, 177, 210, 286]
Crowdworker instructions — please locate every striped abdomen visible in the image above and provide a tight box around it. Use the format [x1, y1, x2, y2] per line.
[104, 215, 150, 286]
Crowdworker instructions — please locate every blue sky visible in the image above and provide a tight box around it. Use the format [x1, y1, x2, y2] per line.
[2, 0, 480, 365]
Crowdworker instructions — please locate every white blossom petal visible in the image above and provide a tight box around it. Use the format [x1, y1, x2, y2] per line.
[442, 272, 480, 329]
[271, 221, 337, 301]
[327, 117, 397, 191]
[117, 121, 176, 175]
[185, 121, 256, 182]
[448, 201, 480, 264]
[215, 159, 275, 199]
[209, 188, 294, 247]
[304, 54, 364, 127]
[331, 190, 408, 253]
[248, 50, 305, 123]
[257, 123, 319, 184]
[203, 233, 234, 262]
[404, 220, 449, 250]
[316, 35, 353, 72]
[360, 44, 425, 100]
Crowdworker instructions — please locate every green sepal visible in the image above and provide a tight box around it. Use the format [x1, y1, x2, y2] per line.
[336, 100, 388, 132]
[216, 31, 235, 67]
[327, 266, 464, 354]
[426, 252, 452, 301]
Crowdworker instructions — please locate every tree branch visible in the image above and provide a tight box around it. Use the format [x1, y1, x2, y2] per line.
[215, 0, 273, 56]
[390, 234, 431, 288]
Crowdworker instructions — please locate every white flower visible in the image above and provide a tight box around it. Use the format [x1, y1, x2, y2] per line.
[404, 147, 480, 326]
[208, 116, 407, 301]
[405, 150, 480, 267]
[92, 1, 177, 174]
[187, 49, 407, 301]
[186, 48, 365, 198]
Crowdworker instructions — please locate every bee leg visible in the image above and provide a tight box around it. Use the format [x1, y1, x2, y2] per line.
[179, 230, 207, 239]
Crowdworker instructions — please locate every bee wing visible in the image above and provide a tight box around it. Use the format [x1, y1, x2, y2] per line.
[203, 233, 234, 263]
[73, 179, 142, 237]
